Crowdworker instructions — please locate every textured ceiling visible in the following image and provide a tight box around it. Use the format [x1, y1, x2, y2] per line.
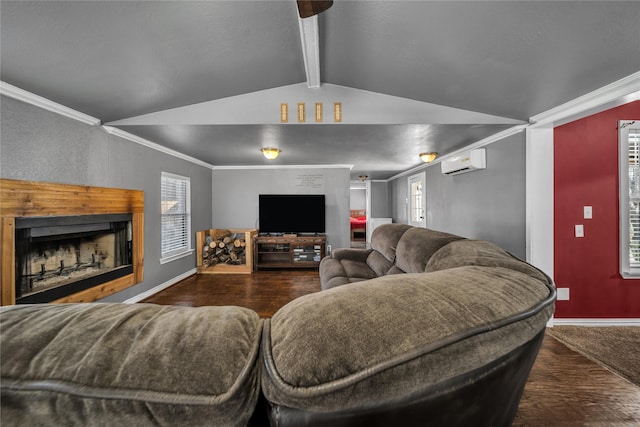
[2, 1, 639, 179]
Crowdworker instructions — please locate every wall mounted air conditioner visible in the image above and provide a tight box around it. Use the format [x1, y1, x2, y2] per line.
[441, 148, 486, 176]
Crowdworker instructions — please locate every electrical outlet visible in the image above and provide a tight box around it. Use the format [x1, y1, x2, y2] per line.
[584, 206, 593, 219]
[557, 288, 570, 300]
[575, 224, 584, 238]
[327, 244, 332, 254]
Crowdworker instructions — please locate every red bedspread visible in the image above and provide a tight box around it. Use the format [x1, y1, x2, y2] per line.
[350, 216, 367, 229]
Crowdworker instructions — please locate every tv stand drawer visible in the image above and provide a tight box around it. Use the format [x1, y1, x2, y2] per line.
[253, 235, 326, 270]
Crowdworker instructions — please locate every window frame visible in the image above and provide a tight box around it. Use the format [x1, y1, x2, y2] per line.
[619, 120, 640, 278]
[160, 171, 193, 264]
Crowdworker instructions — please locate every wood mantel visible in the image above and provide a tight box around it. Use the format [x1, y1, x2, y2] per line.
[0, 179, 144, 305]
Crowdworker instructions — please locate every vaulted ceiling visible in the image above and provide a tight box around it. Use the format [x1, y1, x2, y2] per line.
[2, 1, 639, 179]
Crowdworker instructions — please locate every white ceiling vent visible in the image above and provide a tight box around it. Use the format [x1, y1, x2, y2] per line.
[441, 148, 486, 176]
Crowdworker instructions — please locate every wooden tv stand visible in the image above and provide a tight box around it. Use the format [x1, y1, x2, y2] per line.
[253, 234, 326, 270]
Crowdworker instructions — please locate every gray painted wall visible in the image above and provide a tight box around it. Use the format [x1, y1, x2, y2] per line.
[370, 181, 390, 218]
[390, 133, 526, 258]
[1, 95, 213, 302]
[211, 168, 350, 250]
[350, 188, 366, 210]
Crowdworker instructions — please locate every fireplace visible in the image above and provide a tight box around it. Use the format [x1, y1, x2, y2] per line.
[15, 214, 133, 304]
[1, 179, 144, 305]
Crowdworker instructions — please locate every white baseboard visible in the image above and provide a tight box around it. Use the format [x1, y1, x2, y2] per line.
[123, 269, 196, 304]
[551, 318, 640, 327]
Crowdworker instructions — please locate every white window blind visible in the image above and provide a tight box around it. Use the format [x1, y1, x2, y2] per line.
[619, 120, 640, 277]
[161, 172, 191, 262]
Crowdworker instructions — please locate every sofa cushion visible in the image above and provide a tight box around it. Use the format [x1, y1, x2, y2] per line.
[340, 259, 379, 281]
[330, 248, 372, 263]
[320, 253, 379, 290]
[261, 267, 554, 413]
[0, 303, 262, 427]
[395, 227, 465, 273]
[386, 265, 406, 275]
[370, 223, 412, 262]
[366, 250, 394, 276]
[426, 239, 549, 283]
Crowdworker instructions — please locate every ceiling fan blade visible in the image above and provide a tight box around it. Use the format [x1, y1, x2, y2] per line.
[296, 1, 333, 18]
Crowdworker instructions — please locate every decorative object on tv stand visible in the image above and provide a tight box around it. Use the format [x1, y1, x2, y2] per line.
[261, 147, 281, 160]
[358, 175, 368, 182]
[419, 152, 438, 163]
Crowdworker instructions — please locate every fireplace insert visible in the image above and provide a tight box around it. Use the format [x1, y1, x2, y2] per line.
[14, 214, 133, 304]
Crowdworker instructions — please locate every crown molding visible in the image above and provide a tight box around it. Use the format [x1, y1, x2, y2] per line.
[108, 82, 522, 126]
[0, 81, 213, 169]
[212, 164, 354, 171]
[0, 80, 101, 126]
[386, 123, 529, 182]
[102, 126, 215, 169]
[387, 71, 640, 182]
[530, 71, 640, 128]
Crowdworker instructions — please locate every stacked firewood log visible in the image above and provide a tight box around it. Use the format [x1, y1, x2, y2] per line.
[201, 229, 247, 267]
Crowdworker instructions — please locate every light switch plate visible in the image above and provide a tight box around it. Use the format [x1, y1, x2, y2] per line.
[557, 288, 570, 300]
[575, 224, 584, 237]
[584, 206, 593, 219]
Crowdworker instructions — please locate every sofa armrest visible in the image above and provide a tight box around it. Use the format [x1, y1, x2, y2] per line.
[262, 269, 555, 419]
[331, 248, 373, 263]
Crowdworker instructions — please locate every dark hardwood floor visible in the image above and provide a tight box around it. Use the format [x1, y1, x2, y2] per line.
[142, 270, 640, 425]
[142, 269, 321, 318]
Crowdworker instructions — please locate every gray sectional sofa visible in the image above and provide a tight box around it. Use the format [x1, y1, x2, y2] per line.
[0, 224, 555, 426]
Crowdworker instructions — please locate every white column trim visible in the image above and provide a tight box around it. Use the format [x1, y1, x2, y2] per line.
[297, 14, 321, 88]
[525, 127, 554, 279]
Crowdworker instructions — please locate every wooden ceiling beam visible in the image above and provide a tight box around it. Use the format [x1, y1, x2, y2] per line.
[296, 1, 333, 19]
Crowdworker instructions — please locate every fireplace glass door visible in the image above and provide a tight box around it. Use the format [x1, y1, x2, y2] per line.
[15, 214, 133, 303]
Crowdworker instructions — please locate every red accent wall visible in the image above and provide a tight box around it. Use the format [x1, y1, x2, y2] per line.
[554, 100, 640, 318]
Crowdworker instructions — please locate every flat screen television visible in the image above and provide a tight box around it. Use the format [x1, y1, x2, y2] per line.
[259, 194, 325, 234]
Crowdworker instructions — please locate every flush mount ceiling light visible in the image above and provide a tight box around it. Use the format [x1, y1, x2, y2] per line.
[261, 148, 281, 160]
[419, 152, 438, 163]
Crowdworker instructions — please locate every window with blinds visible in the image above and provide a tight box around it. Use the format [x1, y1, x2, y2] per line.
[161, 172, 191, 263]
[619, 120, 640, 277]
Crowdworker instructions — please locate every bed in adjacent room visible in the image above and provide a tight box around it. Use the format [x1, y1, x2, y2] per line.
[350, 209, 367, 241]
